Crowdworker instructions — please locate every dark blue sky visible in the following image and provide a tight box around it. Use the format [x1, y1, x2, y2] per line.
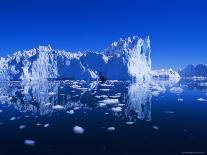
[0, 0, 206, 69]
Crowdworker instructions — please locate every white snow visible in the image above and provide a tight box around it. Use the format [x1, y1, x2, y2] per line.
[24, 140, 35, 146]
[73, 126, 84, 134]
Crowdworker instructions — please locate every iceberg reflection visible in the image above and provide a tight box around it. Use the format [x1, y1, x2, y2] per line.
[0, 80, 159, 122]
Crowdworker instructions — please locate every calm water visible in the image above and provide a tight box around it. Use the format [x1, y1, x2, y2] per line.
[0, 79, 207, 155]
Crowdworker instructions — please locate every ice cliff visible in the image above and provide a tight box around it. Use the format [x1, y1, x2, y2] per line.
[178, 64, 207, 77]
[0, 36, 152, 81]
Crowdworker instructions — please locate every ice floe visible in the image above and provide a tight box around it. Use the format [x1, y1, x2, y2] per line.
[178, 98, 184, 102]
[99, 99, 119, 104]
[197, 98, 207, 102]
[9, 117, 16, 121]
[152, 126, 159, 130]
[73, 126, 84, 134]
[67, 110, 74, 114]
[52, 105, 64, 110]
[111, 107, 122, 112]
[44, 124, 50, 128]
[170, 87, 183, 94]
[107, 127, 115, 131]
[24, 140, 35, 146]
[19, 125, 26, 129]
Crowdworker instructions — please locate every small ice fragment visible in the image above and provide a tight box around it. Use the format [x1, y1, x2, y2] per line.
[10, 117, 16, 121]
[107, 127, 115, 131]
[19, 125, 26, 129]
[178, 98, 184, 102]
[153, 126, 159, 130]
[99, 99, 119, 104]
[36, 123, 42, 126]
[74, 107, 80, 110]
[52, 105, 64, 110]
[197, 98, 207, 102]
[111, 107, 122, 112]
[48, 92, 56, 96]
[67, 110, 74, 115]
[126, 122, 134, 125]
[99, 103, 106, 107]
[44, 124, 49, 128]
[24, 140, 35, 146]
[105, 112, 109, 115]
[0, 110, 2, 113]
[73, 126, 84, 134]
[170, 87, 183, 94]
[165, 111, 175, 114]
[118, 104, 125, 106]
[100, 89, 110, 91]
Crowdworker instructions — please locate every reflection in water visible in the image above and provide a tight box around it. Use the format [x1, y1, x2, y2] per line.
[0, 80, 156, 122]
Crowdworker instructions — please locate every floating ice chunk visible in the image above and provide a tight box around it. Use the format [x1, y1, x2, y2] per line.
[107, 127, 115, 131]
[24, 140, 35, 146]
[178, 98, 184, 102]
[165, 111, 175, 114]
[197, 98, 207, 102]
[152, 126, 159, 130]
[99, 103, 106, 107]
[67, 110, 74, 114]
[19, 125, 26, 129]
[73, 126, 84, 134]
[74, 107, 80, 110]
[10, 117, 16, 121]
[0, 109, 2, 113]
[48, 92, 56, 96]
[100, 89, 110, 91]
[99, 99, 119, 104]
[44, 124, 49, 128]
[52, 105, 64, 110]
[36, 123, 42, 126]
[111, 107, 122, 112]
[126, 122, 134, 125]
[170, 87, 183, 94]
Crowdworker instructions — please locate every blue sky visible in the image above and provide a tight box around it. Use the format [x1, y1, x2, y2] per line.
[0, 0, 206, 69]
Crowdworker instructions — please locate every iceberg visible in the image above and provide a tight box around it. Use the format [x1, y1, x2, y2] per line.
[179, 64, 207, 78]
[0, 36, 151, 81]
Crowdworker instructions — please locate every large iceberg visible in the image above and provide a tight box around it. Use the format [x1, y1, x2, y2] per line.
[0, 36, 152, 81]
[178, 64, 207, 77]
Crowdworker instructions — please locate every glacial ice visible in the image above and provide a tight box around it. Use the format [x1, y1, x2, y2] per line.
[0, 36, 152, 82]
